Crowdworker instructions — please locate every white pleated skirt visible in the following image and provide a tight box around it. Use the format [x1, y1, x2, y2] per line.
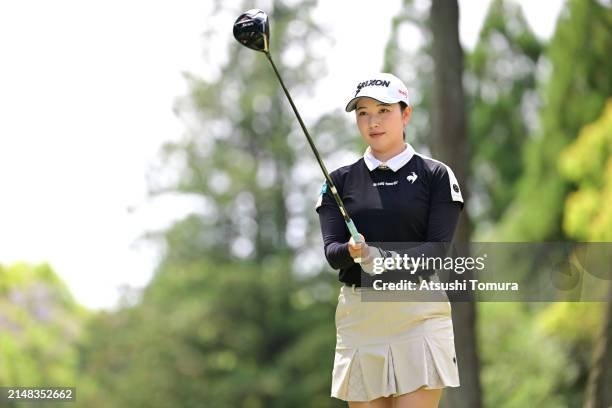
[331, 277, 460, 402]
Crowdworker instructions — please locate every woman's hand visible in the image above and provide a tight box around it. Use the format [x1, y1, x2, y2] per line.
[348, 234, 369, 261]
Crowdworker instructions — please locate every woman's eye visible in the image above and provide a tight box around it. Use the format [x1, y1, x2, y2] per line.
[380, 108, 390, 113]
[358, 111, 367, 116]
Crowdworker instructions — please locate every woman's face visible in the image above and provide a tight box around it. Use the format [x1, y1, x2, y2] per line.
[355, 97, 412, 154]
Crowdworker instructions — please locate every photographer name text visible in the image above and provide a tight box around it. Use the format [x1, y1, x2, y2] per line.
[372, 279, 519, 291]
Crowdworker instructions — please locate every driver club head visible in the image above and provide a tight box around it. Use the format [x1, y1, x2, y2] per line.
[233, 9, 270, 53]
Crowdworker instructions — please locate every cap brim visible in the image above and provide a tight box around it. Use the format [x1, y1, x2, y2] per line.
[344, 97, 360, 112]
[345, 96, 403, 112]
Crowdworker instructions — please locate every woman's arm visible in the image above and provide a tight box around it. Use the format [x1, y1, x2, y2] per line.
[402, 200, 462, 258]
[315, 172, 357, 271]
[317, 204, 355, 270]
[407, 162, 463, 258]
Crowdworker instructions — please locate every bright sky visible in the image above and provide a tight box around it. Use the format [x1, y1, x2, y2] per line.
[0, 0, 564, 310]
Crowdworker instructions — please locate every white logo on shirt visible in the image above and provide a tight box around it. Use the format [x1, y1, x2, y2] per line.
[373, 181, 399, 187]
[407, 172, 418, 183]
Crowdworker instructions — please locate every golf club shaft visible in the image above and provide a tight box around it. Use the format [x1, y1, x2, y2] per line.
[264, 52, 362, 245]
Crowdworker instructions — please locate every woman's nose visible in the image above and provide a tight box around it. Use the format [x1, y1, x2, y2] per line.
[368, 115, 380, 128]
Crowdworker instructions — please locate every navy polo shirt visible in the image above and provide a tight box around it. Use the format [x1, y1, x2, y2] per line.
[315, 143, 464, 286]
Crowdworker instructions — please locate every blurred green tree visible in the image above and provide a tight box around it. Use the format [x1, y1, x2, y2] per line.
[478, 302, 578, 408]
[0, 263, 88, 407]
[78, 259, 342, 407]
[430, 1, 482, 407]
[77, 1, 351, 406]
[384, 1, 543, 233]
[465, 0, 543, 233]
[558, 99, 612, 408]
[559, 100, 612, 242]
[495, 0, 612, 241]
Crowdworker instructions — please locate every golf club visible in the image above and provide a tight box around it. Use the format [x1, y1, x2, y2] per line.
[233, 9, 364, 253]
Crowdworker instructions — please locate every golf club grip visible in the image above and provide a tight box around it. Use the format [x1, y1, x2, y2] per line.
[345, 219, 362, 243]
[346, 219, 363, 263]
[264, 52, 363, 245]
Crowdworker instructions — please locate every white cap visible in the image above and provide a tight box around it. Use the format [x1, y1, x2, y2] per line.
[345, 73, 411, 112]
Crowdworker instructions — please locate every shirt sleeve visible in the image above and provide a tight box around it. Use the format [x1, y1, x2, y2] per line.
[426, 162, 463, 242]
[315, 178, 355, 270]
[430, 162, 464, 209]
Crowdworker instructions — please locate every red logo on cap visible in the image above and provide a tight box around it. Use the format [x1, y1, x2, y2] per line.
[398, 89, 408, 97]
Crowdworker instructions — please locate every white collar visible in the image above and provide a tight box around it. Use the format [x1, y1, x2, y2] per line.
[363, 143, 415, 172]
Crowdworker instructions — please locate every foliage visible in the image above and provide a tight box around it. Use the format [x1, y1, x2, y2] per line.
[466, 0, 543, 232]
[3, 1, 611, 407]
[77, 256, 343, 407]
[495, 0, 612, 240]
[478, 302, 579, 407]
[555, 97, 612, 407]
[559, 99, 612, 240]
[0, 263, 89, 408]
[384, 0, 545, 233]
[76, 0, 349, 406]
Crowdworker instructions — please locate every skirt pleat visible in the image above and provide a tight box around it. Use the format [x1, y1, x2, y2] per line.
[331, 282, 460, 402]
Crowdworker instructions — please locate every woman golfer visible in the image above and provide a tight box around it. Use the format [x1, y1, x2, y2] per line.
[316, 73, 463, 407]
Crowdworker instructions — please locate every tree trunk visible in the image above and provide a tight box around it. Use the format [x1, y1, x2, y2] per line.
[583, 280, 612, 408]
[430, 1, 482, 407]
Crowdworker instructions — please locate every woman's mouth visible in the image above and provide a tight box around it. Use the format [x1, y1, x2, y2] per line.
[369, 132, 385, 138]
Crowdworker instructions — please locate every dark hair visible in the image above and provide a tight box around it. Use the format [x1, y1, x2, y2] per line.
[399, 102, 408, 141]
